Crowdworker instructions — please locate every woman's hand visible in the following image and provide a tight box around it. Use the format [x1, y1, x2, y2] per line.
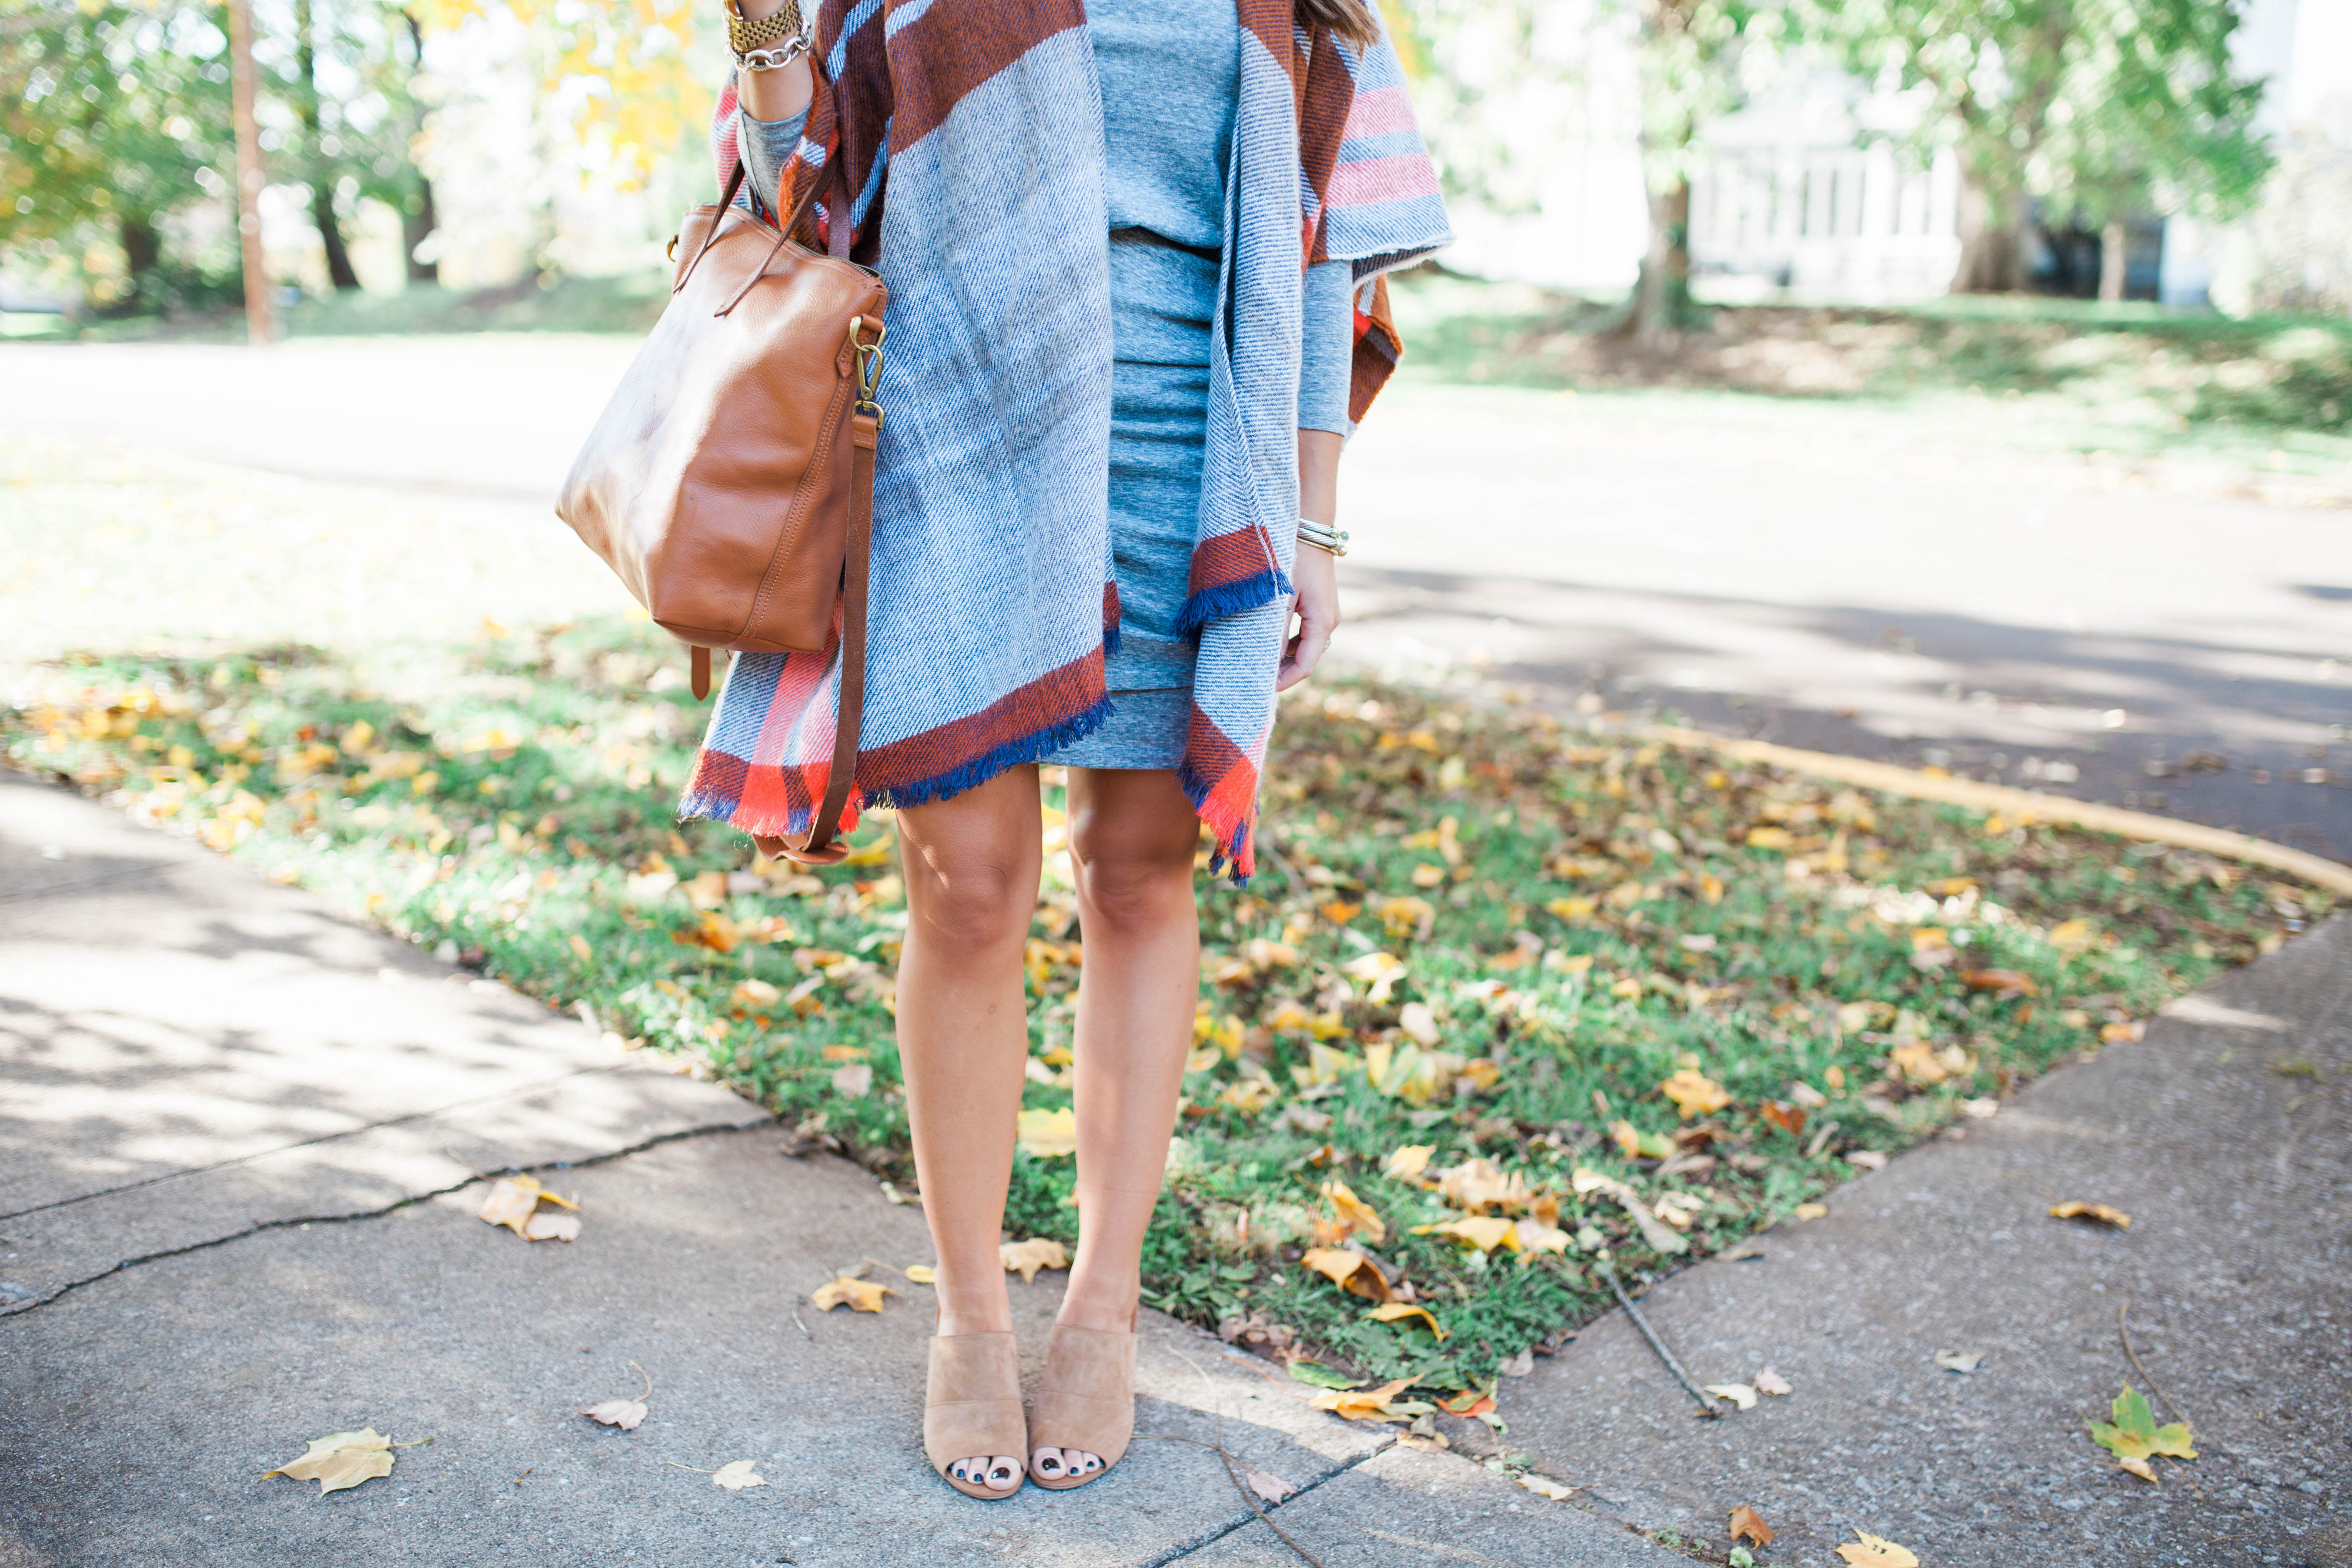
[1279, 426, 1344, 691]
[1277, 541, 1339, 691]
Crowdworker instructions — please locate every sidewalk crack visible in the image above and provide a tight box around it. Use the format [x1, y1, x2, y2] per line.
[1142, 1436, 1396, 1567]
[0, 1115, 772, 1320]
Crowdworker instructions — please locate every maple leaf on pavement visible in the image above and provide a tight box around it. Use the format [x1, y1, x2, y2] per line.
[2090, 1385, 2196, 1462]
[264, 1428, 395, 1496]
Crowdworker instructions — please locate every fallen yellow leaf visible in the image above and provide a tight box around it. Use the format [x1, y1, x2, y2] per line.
[1659, 1067, 1730, 1118]
[1704, 1383, 1758, 1410]
[2049, 1201, 2131, 1229]
[1835, 1532, 1918, 1568]
[264, 1428, 395, 1496]
[1362, 1301, 1447, 1339]
[477, 1175, 580, 1242]
[810, 1275, 898, 1312]
[2118, 1455, 2160, 1483]
[1521, 1473, 1579, 1501]
[569, 933, 594, 962]
[1384, 1144, 1434, 1181]
[1016, 1106, 1077, 1158]
[1309, 1377, 1415, 1422]
[1411, 1215, 1516, 1252]
[1794, 1202, 1828, 1221]
[1322, 1180, 1386, 1244]
[1000, 1236, 1069, 1283]
[904, 1263, 937, 1284]
[1299, 1246, 1392, 1302]
[2048, 918, 2097, 953]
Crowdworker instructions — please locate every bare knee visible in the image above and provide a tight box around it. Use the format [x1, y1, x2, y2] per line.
[906, 847, 1033, 950]
[1069, 836, 1195, 935]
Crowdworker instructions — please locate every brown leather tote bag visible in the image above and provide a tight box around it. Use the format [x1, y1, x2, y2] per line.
[557, 156, 884, 862]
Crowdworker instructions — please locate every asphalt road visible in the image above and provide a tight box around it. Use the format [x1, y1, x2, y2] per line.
[2, 337, 2346, 860]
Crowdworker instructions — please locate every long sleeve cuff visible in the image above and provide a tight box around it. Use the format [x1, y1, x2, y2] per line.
[1297, 260, 1357, 436]
[737, 99, 811, 215]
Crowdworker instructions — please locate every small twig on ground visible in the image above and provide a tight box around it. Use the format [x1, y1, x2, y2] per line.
[1598, 1262, 1720, 1418]
[627, 1360, 653, 1403]
[789, 1309, 813, 1342]
[2117, 1301, 2186, 1426]
[1167, 1346, 1333, 1568]
[1256, 834, 1311, 902]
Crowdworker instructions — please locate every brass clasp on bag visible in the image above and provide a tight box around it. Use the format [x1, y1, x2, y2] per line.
[848, 315, 887, 429]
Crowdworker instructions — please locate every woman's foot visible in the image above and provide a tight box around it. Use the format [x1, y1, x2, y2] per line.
[1026, 1308, 1138, 1490]
[925, 1331, 1027, 1500]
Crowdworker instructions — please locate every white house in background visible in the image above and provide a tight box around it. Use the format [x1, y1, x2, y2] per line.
[1686, 72, 1963, 303]
[1453, 0, 2347, 310]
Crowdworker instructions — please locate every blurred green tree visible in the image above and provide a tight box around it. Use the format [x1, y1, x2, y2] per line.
[0, 0, 239, 312]
[1802, 0, 2272, 294]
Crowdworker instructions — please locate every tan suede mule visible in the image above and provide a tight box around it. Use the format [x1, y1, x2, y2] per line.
[925, 1331, 1027, 1499]
[1025, 1322, 1137, 1489]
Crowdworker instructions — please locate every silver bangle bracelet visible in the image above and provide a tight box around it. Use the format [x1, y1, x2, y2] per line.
[1297, 517, 1350, 557]
[738, 28, 813, 70]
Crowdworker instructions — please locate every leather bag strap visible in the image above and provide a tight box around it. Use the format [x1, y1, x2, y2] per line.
[785, 406, 875, 860]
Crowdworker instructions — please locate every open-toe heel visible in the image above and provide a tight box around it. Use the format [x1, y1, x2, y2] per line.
[1027, 1323, 1137, 1490]
[926, 1332, 1027, 1500]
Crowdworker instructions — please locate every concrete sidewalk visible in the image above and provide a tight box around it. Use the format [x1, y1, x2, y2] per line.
[1446, 918, 2352, 1568]
[0, 773, 1675, 1568]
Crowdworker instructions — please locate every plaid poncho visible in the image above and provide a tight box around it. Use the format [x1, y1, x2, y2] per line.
[680, 0, 1450, 880]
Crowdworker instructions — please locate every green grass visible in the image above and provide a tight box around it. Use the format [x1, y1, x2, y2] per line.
[2, 272, 674, 345]
[1387, 272, 2352, 468]
[4, 618, 2330, 1401]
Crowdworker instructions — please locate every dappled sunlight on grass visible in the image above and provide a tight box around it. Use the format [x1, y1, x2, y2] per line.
[3, 620, 2328, 1400]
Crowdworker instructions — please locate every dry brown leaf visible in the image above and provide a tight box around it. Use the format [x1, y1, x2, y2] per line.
[2049, 1201, 2131, 1229]
[1000, 1237, 1070, 1283]
[1519, 1473, 1578, 1502]
[1753, 1366, 1791, 1396]
[1362, 1301, 1448, 1339]
[264, 1427, 395, 1496]
[584, 1363, 653, 1430]
[583, 1398, 646, 1430]
[1321, 1179, 1387, 1244]
[1728, 1505, 1775, 1546]
[1299, 1246, 1392, 1302]
[1243, 1466, 1297, 1504]
[1932, 1348, 1984, 1373]
[522, 1209, 582, 1242]
[711, 1460, 767, 1490]
[2117, 1455, 2160, 1483]
[810, 1275, 898, 1312]
[1835, 1532, 1919, 1568]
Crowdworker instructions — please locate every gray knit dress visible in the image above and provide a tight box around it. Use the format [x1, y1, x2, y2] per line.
[740, 0, 1354, 769]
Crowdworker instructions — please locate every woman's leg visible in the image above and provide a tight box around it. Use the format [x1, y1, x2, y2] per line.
[894, 764, 1043, 1493]
[1032, 765, 1200, 1479]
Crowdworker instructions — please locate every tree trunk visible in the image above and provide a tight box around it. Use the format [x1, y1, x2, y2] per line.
[400, 11, 440, 284]
[1618, 176, 1692, 343]
[295, 0, 360, 292]
[2099, 218, 2127, 303]
[118, 213, 162, 304]
[1952, 166, 2021, 293]
[402, 179, 440, 283]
